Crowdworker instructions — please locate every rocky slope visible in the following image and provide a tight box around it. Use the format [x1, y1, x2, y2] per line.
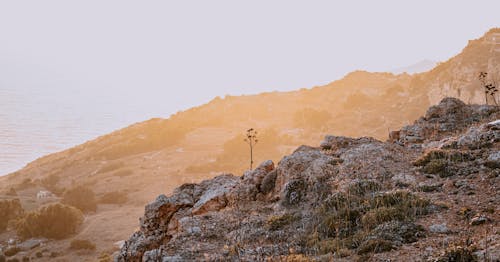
[118, 98, 499, 261]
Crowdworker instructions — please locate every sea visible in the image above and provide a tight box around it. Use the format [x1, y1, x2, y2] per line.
[0, 86, 181, 176]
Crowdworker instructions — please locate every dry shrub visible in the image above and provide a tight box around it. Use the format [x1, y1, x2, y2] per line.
[15, 203, 83, 239]
[0, 199, 23, 232]
[62, 186, 97, 213]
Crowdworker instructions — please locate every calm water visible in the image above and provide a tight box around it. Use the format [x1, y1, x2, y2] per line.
[0, 86, 181, 176]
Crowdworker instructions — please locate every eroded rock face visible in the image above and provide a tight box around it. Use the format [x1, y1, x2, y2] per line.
[118, 98, 499, 261]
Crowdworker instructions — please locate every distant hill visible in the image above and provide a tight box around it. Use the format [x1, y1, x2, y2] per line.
[390, 59, 438, 74]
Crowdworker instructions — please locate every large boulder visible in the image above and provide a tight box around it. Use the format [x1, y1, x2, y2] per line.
[191, 174, 239, 215]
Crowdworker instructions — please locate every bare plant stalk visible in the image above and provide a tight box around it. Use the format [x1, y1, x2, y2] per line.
[244, 128, 258, 170]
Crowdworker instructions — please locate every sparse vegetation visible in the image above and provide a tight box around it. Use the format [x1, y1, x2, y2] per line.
[313, 186, 430, 255]
[357, 239, 394, 254]
[0, 199, 23, 232]
[15, 203, 83, 239]
[62, 186, 97, 213]
[99, 191, 128, 205]
[70, 239, 96, 250]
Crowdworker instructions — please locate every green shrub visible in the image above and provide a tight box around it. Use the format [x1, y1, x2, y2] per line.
[62, 186, 97, 213]
[70, 239, 96, 250]
[0, 199, 23, 232]
[99, 191, 128, 205]
[35, 252, 43, 258]
[15, 203, 83, 239]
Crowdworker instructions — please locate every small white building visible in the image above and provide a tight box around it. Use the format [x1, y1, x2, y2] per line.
[36, 190, 53, 199]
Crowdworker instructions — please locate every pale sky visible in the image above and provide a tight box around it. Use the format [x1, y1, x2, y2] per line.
[1, 0, 499, 115]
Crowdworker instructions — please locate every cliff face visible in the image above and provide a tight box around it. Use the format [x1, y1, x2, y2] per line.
[118, 98, 499, 261]
[419, 28, 500, 105]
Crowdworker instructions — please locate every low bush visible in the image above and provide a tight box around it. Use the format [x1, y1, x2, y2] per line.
[6, 188, 17, 196]
[3, 246, 20, 257]
[357, 239, 394, 254]
[15, 203, 83, 239]
[62, 186, 97, 213]
[70, 239, 96, 250]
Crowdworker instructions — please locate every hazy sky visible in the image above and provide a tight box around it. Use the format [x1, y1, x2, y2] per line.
[1, 0, 499, 115]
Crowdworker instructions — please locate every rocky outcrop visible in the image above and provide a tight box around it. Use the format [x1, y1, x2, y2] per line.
[118, 98, 499, 261]
[396, 97, 499, 146]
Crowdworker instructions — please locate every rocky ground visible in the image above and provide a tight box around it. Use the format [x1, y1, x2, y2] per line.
[118, 98, 499, 261]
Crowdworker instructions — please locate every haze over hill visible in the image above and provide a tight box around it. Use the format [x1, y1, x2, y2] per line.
[0, 28, 498, 261]
[1, 1, 499, 176]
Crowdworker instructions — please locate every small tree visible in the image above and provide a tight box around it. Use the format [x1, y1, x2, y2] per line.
[244, 128, 258, 170]
[479, 71, 498, 105]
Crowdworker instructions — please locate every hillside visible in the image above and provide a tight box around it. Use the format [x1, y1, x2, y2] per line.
[0, 28, 498, 261]
[118, 97, 500, 261]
